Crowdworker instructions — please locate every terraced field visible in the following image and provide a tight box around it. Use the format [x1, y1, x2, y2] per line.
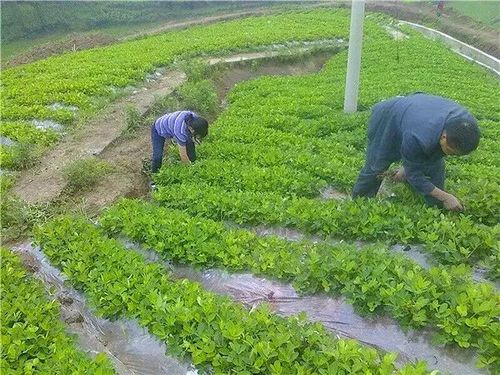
[2, 8, 499, 375]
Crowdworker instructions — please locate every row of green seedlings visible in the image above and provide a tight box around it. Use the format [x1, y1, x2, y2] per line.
[34, 216, 433, 375]
[1, 248, 115, 374]
[152, 25, 500, 276]
[199, 16, 500, 226]
[100, 199, 500, 371]
[201, 31, 500, 225]
[154, 115, 498, 265]
[153, 181, 499, 279]
[158, 118, 498, 227]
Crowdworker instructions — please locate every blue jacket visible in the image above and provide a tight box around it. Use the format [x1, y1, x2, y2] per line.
[368, 93, 476, 194]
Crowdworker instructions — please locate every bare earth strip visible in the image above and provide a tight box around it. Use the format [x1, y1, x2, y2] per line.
[12, 70, 186, 204]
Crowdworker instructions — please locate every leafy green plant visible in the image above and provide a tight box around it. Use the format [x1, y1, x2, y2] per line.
[0, 143, 42, 170]
[154, 182, 499, 274]
[176, 79, 219, 117]
[0, 121, 59, 146]
[176, 59, 212, 82]
[1, 248, 115, 374]
[123, 105, 143, 135]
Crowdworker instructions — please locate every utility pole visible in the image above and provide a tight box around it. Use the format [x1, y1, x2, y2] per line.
[344, 0, 365, 113]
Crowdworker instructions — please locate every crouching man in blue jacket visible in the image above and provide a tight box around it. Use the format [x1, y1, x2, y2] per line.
[352, 93, 480, 211]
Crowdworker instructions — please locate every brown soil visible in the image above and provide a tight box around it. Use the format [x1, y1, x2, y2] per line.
[3, 33, 118, 69]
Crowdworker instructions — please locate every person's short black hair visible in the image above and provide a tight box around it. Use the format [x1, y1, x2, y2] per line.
[444, 117, 480, 155]
[186, 115, 208, 138]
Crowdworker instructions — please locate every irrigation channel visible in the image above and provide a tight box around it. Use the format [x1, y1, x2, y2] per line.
[14, 240, 484, 375]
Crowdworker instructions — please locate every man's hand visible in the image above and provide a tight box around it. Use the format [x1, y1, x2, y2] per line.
[442, 194, 464, 212]
[378, 168, 406, 182]
[429, 187, 464, 212]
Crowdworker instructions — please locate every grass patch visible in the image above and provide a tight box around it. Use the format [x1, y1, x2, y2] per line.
[176, 79, 219, 117]
[0, 144, 43, 170]
[122, 105, 143, 137]
[63, 157, 112, 193]
[448, 1, 500, 30]
[0, 192, 95, 243]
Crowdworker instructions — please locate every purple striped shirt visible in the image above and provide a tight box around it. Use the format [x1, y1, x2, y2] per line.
[154, 110, 194, 146]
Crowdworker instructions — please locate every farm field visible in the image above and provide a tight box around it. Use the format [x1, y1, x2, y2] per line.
[1, 5, 499, 375]
[446, 1, 500, 30]
[0, 1, 281, 65]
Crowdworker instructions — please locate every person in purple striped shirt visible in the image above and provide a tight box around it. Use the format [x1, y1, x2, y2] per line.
[151, 110, 208, 175]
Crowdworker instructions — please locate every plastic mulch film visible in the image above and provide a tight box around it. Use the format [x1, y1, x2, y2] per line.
[12, 243, 197, 375]
[123, 239, 485, 375]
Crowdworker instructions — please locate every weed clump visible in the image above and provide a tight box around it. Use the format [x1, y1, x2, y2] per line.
[63, 157, 112, 192]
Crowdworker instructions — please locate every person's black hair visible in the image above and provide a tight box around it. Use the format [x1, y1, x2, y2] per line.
[186, 115, 208, 138]
[444, 117, 480, 155]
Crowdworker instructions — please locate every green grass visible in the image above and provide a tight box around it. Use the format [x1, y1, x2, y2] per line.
[1, 33, 67, 62]
[63, 157, 112, 193]
[447, 1, 500, 29]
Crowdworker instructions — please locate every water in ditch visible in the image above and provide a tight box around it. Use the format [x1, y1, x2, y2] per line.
[11, 243, 196, 375]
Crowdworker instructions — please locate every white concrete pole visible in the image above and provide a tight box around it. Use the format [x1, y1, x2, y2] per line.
[344, 0, 365, 113]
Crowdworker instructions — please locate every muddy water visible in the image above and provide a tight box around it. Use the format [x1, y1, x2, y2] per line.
[11, 243, 196, 375]
[120, 240, 484, 375]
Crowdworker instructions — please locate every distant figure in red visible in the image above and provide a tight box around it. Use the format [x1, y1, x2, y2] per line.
[437, 0, 445, 16]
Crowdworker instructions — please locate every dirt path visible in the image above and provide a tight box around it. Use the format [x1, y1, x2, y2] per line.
[12, 70, 186, 204]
